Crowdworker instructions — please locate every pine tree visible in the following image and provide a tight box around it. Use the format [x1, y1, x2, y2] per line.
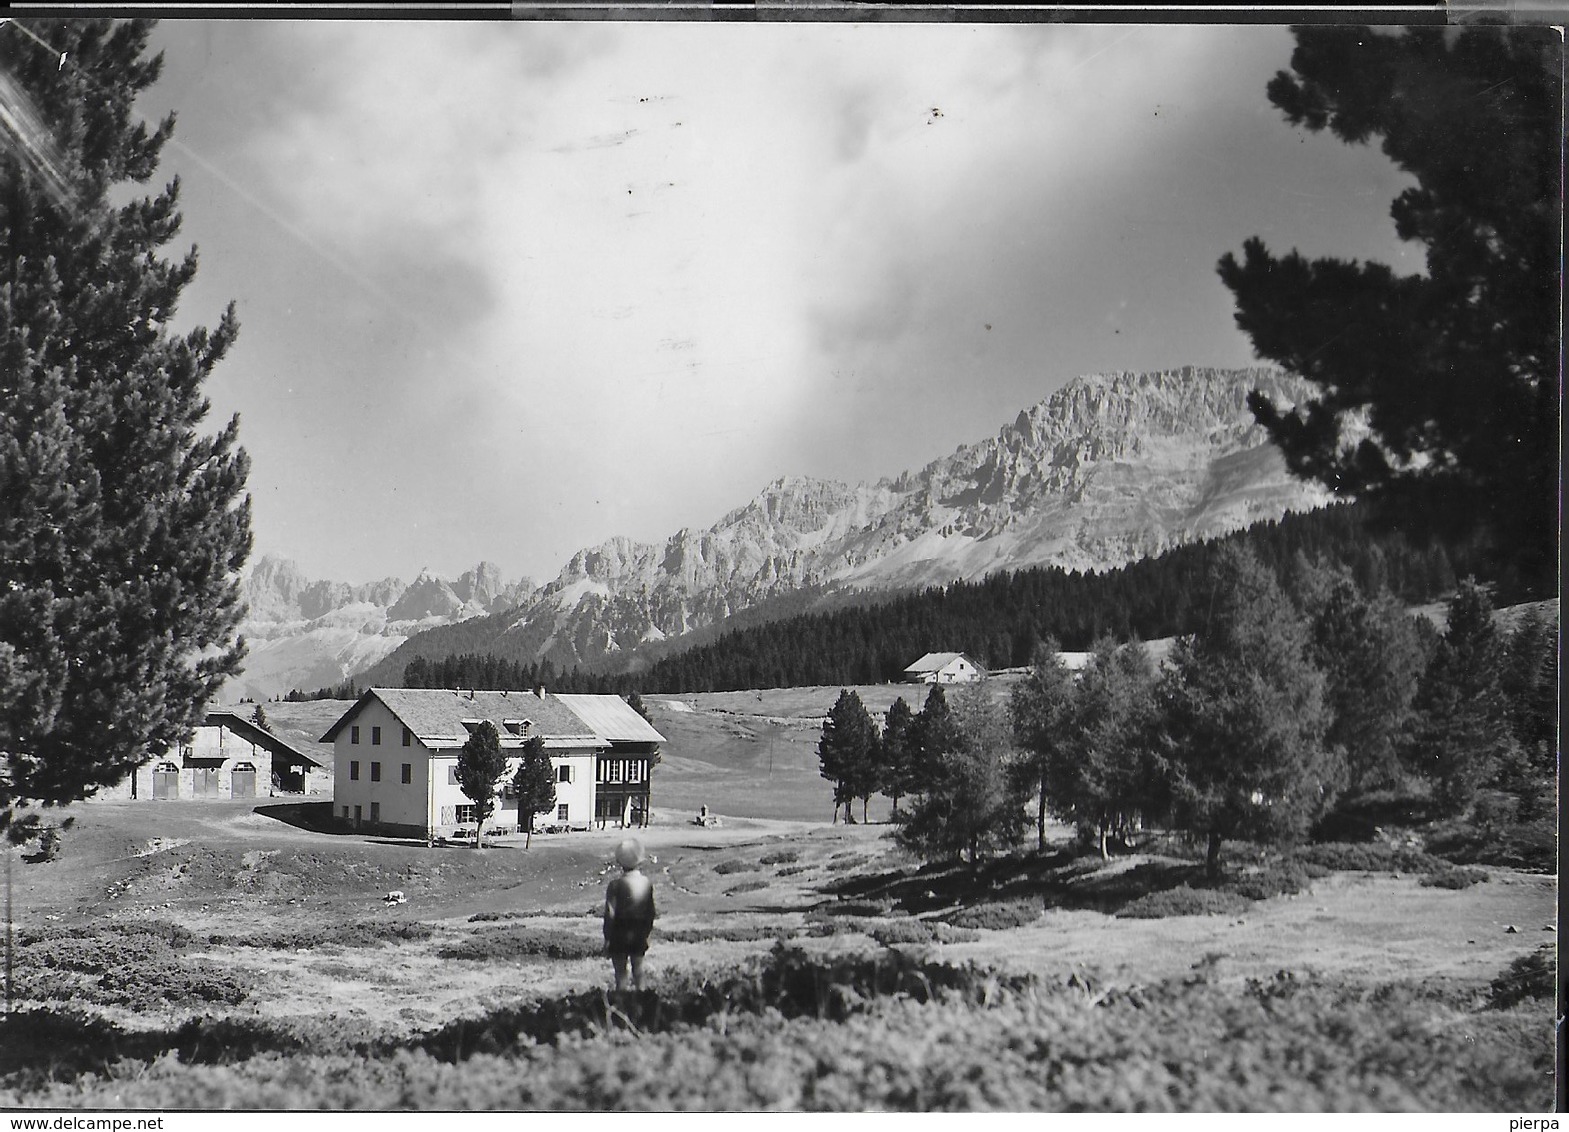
[1219, 26, 1561, 594]
[0, 19, 251, 844]
[455, 721, 507, 848]
[1072, 638, 1158, 859]
[1008, 639, 1077, 851]
[1406, 579, 1517, 815]
[511, 735, 556, 847]
[1154, 546, 1338, 876]
[1303, 569, 1425, 794]
[878, 695, 917, 816]
[898, 681, 1026, 863]
[816, 689, 878, 824]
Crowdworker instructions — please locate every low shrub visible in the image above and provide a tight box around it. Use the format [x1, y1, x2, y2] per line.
[808, 899, 893, 920]
[760, 850, 800, 866]
[209, 920, 435, 950]
[659, 925, 791, 944]
[725, 880, 769, 895]
[776, 866, 811, 877]
[438, 926, 601, 961]
[1115, 886, 1250, 919]
[714, 860, 760, 875]
[868, 920, 935, 946]
[1294, 842, 1444, 875]
[1489, 944, 1556, 1010]
[944, 900, 1041, 931]
[1419, 866, 1489, 890]
[865, 920, 978, 947]
[1229, 861, 1313, 902]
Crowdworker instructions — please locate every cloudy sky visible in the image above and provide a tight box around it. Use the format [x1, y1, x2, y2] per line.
[134, 19, 1418, 588]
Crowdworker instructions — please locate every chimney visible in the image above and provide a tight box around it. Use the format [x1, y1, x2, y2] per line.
[535, 685, 546, 700]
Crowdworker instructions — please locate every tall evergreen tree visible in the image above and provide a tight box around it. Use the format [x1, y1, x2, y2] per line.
[1071, 638, 1158, 859]
[1008, 639, 1078, 851]
[1303, 569, 1426, 794]
[878, 695, 918, 816]
[0, 19, 251, 844]
[1406, 579, 1517, 815]
[1219, 25, 1561, 594]
[1154, 546, 1337, 876]
[898, 681, 1026, 863]
[511, 735, 556, 847]
[455, 720, 507, 848]
[816, 689, 878, 824]
[1501, 611, 1558, 780]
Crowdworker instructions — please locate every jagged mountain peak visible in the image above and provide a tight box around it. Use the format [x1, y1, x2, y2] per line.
[351, 364, 1328, 683]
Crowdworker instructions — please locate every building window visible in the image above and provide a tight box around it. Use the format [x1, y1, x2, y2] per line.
[370, 802, 380, 823]
[350, 725, 360, 744]
[353, 805, 362, 825]
[340, 804, 349, 819]
[401, 763, 412, 785]
[557, 804, 569, 822]
[448, 765, 460, 785]
[402, 728, 412, 747]
[607, 760, 622, 783]
[371, 726, 382, 746]
[370, 762, 381, 783]
[557, 763, 572, 784]
[455, 804, 476, 825]
[349, 760, 360, 781]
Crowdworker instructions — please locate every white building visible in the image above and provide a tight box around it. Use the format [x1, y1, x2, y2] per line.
[94, 708, 322, 801]
[320, 688, 664, 839]
[902, 652, 988, 685]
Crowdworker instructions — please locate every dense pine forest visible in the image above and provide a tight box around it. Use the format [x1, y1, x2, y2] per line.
[637, 503, 1468, 693]
[284, 503, 1481, 701]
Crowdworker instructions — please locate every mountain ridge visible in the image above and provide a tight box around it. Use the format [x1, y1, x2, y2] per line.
[235, 365, 1331, 699]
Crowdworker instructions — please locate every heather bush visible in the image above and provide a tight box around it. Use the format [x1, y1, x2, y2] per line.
[760, 850, 800, 866]
[1488, 944, 1555, 1010]
[944, 899, 1041, 931]
[725, 880, 769, 895]
[1293, 842, 1445, 874]
[808, 899, 894, 920]
[1419, 866, 1489, 890]
[658, 925, 792, 944]
[2, 957, 1549, 1111]
[1115, 886, 1251, 919]
[438, 926, 600, 961]
[776, 865, 811, 877]
[207, 920, 435, 950]
[1229, 860, 1313, 901]
[714, 859, 760, 875]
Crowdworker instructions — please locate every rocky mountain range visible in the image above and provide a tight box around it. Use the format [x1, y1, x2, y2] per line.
[234, 365, 1332, 700]
[230, 558, 536, 702]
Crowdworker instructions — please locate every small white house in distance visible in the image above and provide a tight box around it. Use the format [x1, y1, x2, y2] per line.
[903, 652, 988, 685]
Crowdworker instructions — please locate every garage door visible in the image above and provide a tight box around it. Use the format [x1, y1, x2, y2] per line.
[193, 767, 221, 797]
[231, 763, 256, 798]
[152, 764, 179, 799]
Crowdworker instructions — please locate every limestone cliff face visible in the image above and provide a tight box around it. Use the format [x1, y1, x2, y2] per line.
[480, 365, 1327, 671]
[233, 558, 536, 701]
[237, 366, 1331, 695]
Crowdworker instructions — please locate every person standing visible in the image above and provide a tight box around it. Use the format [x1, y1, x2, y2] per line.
[603, 837, 655, 992]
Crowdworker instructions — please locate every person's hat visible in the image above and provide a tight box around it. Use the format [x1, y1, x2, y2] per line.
[614, 837, 645, 869]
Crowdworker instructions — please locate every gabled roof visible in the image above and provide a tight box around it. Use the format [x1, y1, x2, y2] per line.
[903, 652, 985, 674]
[320, 689, 603, 749]
[208, 710, 322, 768]
[554, 694, 666, 744]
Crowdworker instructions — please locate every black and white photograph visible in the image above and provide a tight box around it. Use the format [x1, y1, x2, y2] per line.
[0, 7, 1559, 1113]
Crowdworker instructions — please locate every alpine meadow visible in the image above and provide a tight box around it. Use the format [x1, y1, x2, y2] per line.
[0, 16, 1557, 1115]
